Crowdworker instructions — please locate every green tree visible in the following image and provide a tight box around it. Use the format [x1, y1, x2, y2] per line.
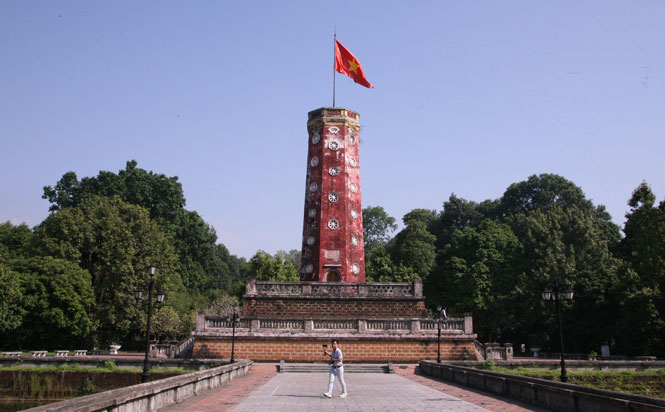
[0, 264, 25, 339]
[391, 219, 436, 280]
[516, 206, 620, 353]
[0, 222, 33, 259]
[427, 219, 522, 341]
[248, 250, 299, 281]
[615, 182, 665, 356]
[5, 256, 94, 349]
[362, 206, 397, 253]
[33, 195, 180, 346]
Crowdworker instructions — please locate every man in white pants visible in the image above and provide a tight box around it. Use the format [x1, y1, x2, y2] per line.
[323, 339, 347, 398]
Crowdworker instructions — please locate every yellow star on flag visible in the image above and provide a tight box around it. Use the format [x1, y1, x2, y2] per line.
[347, 59, 360, 73]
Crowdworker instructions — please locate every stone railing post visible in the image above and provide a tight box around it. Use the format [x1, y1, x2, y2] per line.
[302, 283, 312, 295]
[305, 319, 314, 333]
[250, 319, 259, 331]
[410, 319, 420, 334]
[358, 319, 367, 333]
[413, 279, 423, 297]
[503, 343, 513, 361]
[358, 284, 368, 296]
[245, 278, 256, 295]
[463, 313, 473, 334]
[196, 311, 206, 332]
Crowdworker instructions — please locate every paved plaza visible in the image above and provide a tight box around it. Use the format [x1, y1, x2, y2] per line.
[159, 364, 549, 412]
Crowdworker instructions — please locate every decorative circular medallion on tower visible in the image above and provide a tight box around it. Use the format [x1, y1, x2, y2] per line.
[349, 182, 358, 193]
[351, 263, 360, 274]
[348, 156, 357, 167]
[311, 133, 320, 144]
[308, 208, 317, 218]
[306, 236, 315, 246]
[350, 209, 358, 219]
[309, 182, 318, 192]
[328, 192, 339, 203]
[328, 166, 340, 176]
[305, 263, 314, 274]
[327, 219, 339, 230]
[310, 157, 319, 167]
[351, 235, 359, 246]
[328, 140, 340, 151]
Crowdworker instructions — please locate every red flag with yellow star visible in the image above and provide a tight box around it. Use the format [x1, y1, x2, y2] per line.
[334, 40, 374, 88]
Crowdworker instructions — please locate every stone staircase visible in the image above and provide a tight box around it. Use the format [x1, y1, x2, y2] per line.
[278, 361, 393, 373]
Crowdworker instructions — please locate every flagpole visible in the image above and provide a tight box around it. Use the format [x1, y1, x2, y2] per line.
[332, 30, 337, 107]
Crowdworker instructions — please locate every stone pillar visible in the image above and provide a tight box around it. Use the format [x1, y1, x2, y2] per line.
[245, 278, 256, 295]
[413, 279, 423, 297]
[358, 319, 367, 333]
[250, 319, 259, 332]
[196, 311, 206, 332]
[410, 320, 420, 334]
[463, 313, 473, 334]
[503, 343, 514, 360]
[305, 319, 314, 333]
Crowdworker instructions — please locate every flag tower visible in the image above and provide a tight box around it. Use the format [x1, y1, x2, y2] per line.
[300, 107, 365, 282]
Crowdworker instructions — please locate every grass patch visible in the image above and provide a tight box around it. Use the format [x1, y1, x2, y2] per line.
[480, 366, 665, 398]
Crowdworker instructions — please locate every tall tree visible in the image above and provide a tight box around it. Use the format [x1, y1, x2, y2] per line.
[615, 182, 665, 355]
[362, 206, 397, 254]
[33, 195, 180, 346]
[427, 219, 521, 341]
[4, 256, 94, 349]
[248, 250, 299, 281]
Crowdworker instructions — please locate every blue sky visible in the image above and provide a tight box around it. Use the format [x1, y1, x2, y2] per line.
[2, 1, 664, 259]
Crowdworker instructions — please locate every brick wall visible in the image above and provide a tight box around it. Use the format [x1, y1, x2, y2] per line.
[242, 297, 427, 319]
[193, 337, 478, 362]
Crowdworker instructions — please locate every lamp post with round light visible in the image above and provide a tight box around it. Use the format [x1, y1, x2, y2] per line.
[435, 306, 447, 363]
[230, 305, 240, 363]
[134, 265, 165, 383]
[542, 286, 574, 383]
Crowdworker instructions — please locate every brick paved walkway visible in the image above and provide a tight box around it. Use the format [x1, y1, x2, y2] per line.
[158, 363, 553, 411]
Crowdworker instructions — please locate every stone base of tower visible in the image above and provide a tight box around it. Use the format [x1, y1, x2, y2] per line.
[191, 279, 483, 362]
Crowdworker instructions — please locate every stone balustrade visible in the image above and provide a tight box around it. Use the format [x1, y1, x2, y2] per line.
[197, 313, 474, 336]
[246, 279, 422, 298]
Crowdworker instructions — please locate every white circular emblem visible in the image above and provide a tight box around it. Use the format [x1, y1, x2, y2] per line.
[349, 136, 356, 145]
[351, 263, 360, 274]
[328, 166, 340, 176]
[309, 182, 318, 192]
[305, 264, 314, 274]
[311, 133, 320, 144]
[327, 219, 339, 230]
[348, 157, 357, 167]
[350, 209, 358, 219]
[310, 157, 319, 167]
[328, 192, 339, 203]
[328, 140, 339, 151]
[349, 182, 357, 193]
[308, 208, 317, 218]
[306, 236, 316, 246]
[351, 236, 359, 246]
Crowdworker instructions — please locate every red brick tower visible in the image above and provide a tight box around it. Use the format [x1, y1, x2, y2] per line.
[300, 107, 365, 282]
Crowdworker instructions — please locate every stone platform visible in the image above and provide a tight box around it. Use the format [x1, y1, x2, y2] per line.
[193, 280, 484, 362]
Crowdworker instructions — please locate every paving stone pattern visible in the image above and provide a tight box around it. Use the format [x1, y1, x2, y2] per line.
[160, 364, 551, 412]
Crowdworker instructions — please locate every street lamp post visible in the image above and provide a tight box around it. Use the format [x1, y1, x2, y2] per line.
[135, 265, 165, 384]
[230, 305, 240, 363]
[542, 287, 574, 383]
[435, 306, 446, 363]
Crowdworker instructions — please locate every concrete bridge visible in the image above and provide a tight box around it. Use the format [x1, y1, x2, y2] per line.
[23, 360, 665, 412]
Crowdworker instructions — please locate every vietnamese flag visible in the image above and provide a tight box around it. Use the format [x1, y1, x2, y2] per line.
[334, 40, 374, 88]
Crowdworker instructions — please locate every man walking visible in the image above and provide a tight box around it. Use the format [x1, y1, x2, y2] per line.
[323, 339, 347, 398]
